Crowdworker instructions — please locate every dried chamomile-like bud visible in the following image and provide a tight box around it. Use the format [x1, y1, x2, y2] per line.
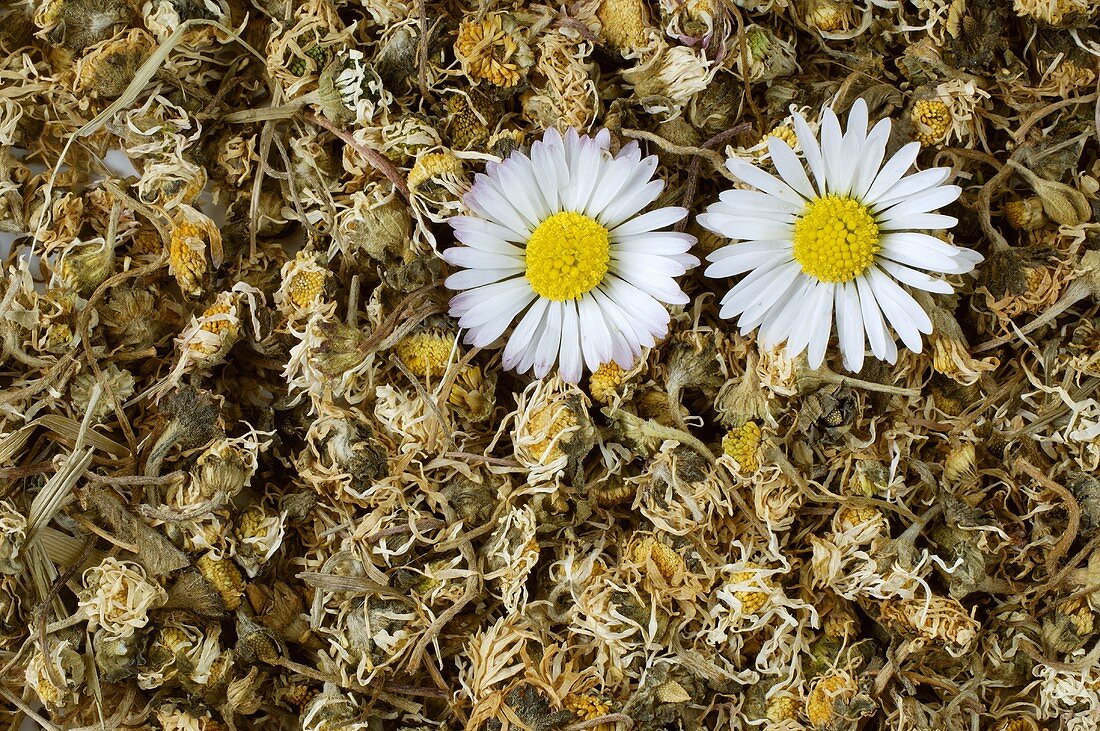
[0, 500, 27, 575]
[26, 639, 85, 709]
[196, 552, 245, 611]
[79, 557, 166, 638]
[596, 0, 652, 53]
[721, 421, 762, 474]
[514, 378, 596, 485]
[276, 251, 332, 319]
[74, 29, 153, 99]
[169, 205, 220, 298]
[911, 98, 952, 145]
[805, 671, 856, 728]
[454, 13, 532, 89]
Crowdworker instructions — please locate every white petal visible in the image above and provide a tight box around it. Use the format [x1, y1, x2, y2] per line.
[503, 298, 549, 370]
[863, 142, 921, 203]
[792, 112, 827, 194]
[445, 268, 523, 290]
[465, 182, 535, 236]
[601, 276, 670, 338]
[768, 137, 816, 200]
[877, 260, 954, 294]
[597, 156, 660, 227]
[819, 107, 846, 194]
[590, 288, 651, 359]
[806, 283, 835, 368]
[855, 274, 894, 362]
[866, 266, 931, 353]
[879, 232, 968, 273]
[786, 281, 831, 359]
[612, 231, 696, 256]
[611, 207, 687, 237]
[758, 276, 813, 348]
[558, 300, 583, 383]
[716, 257, 794, 317]
[532, 301, 564, 378]
[442, 247, 523, 270]
[585, 157, 640, 221]
[611, 252, 690, 278]
[835, 281, 865, 372]
[879, 212, 958, 232]
[726, 159, 804, 206]
[737, 263, 805, 331]
[696, 213, 793, 242]
[707, 239, 791, 263]
[851, 118, 892, 200]
[717, 188, 803, 216]
[577, 294, 613, 370]
[456, 280, 534, 330]
[876, 185, 961, 221]
[706, 249, 791, 279]
[869, 168, 952, 210]
[450, 215, 527, 246]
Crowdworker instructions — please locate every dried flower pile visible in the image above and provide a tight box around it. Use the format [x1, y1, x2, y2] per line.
[0, 0, 1097, 729]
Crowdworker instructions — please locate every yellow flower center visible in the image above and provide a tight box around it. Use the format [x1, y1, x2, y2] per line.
[525, 211, 611, 301]
[792, 195, 880, 283]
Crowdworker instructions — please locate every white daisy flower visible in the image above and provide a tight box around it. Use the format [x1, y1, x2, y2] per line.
[443, 128, 698, 383]
[699, 98, 983, 372]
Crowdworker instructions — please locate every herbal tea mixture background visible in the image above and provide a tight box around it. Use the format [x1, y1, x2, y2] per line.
[0, 0, 1098, 729]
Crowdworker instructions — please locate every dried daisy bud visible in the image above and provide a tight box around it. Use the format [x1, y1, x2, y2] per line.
[879, 595, 980, 654]
[162, 284, 264, 389]
[233, 503, 285, 578]
[654, 680, 691, 704]
[79, 557, 166, 638]
[721, 421, 762, 473]
[927, 299, 998, 386]
[196, 552, 245, 611]
[993, 717, 1040, 731]
[911, 99, 952, 145]
[448, 364, 497, 422]
[169, 205, 219, 298]
[1005, 197, 1046, 230]
[74, 29, 153, 99]
[487, 128, 525, 158]
[726, 563, 773, 616]
[485, 505, 540, 611]
[627, 45, 715, 118]
[276, 251, 332, 318]
[765, 693, 799, 723]
[522, 31, 598, 130]
[715, 364, 768, 427]
[26, 639, 85, 709]
[1042, 597, 1095, 652]
[334, 187, 412, 262]
[395, 328, 457, 378]
[833, 504, 886, 537]
[514, 378, 595, 485]
[726, 26, 797, 83]
[589, 361, 626, 404]
[69, 364, 136, 423]
[564, 694, 614, 728]
[103, 287, 159, 349]
[454, 13, 532, 89]
[1010, 160, 1091, 226]
[943, 442, 978, 486]
[596, 0, 651, 53]
[630, 535, 685, 582]
[155, 700, 226, 730]
[92, 628, 143, 682]
[407, 150, 466, 196]
[806, 672, 856, 728]
[804, 0, 856, 33]
[58, 236, 114, 294]
[443, 91, 496, 150]
[1013, 0, 1097, 26]
[0, 500, 26, 574]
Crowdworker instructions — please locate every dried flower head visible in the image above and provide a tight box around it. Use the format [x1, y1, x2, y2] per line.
[79, 558, 166, 638]
[454, 13, 532, 88]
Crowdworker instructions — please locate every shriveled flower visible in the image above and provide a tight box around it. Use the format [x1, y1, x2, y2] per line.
[443, 128, 698, 383]
[78, 557, 166, 638]
[701, 98, 983, 372]
[454, 12, 532, 88]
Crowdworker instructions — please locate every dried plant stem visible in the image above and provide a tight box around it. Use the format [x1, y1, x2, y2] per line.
[305, 111, 411, 201]
[0, 684, 61, 731]
[563, 714, 633, 731]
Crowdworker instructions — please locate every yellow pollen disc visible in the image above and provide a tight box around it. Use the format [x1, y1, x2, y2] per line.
[792, 195, 880, 283]
[525, 211, 611, 301]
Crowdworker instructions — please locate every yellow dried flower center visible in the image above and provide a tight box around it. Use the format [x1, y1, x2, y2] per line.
[525, 212, 610, 301]
[792, 195, 879, 283]
[722, 421, 761, 472]
[589, 361, 626, 404]
[912, 99, 951, 145]
[396, 331, 455, 377]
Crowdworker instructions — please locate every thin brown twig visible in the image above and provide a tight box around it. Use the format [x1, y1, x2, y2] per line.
[305, 111, 411, 201]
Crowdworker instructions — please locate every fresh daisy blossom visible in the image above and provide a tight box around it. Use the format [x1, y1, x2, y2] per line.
[443, 128, 698, 383]
[699, 99, 983, 372]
